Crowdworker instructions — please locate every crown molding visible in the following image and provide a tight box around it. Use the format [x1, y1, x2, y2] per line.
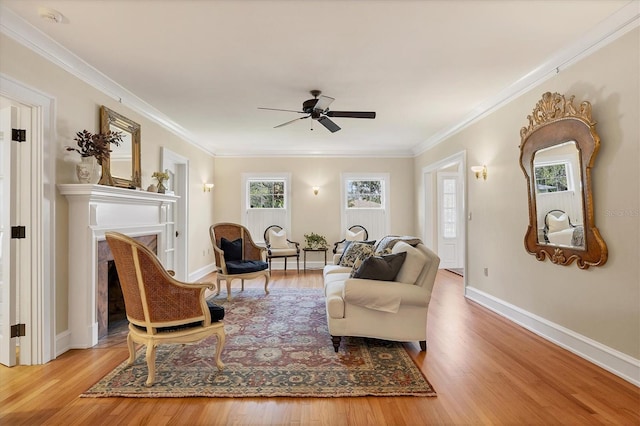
[2, 3, 637, 159]
[212, 148, 415, 158]
[0, 5, 215, 157]
[412, 1, 640, 157]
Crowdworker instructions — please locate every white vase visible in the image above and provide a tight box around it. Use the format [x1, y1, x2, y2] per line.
[76, 156, 95, 184]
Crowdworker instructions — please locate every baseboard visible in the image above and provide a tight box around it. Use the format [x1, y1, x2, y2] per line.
[189, 263, 217, 281]
[465, 286, 640, 387]
[55, 330, 71, 358]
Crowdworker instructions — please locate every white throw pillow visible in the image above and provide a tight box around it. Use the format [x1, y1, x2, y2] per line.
[392, 242, 427, 284]
[269, 229, 289, 249]
[345, 229, 365, 241]
[548, 214, 569, 233]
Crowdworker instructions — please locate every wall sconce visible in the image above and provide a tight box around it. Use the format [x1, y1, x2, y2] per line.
[203, 183, 214, 192]
[312, 186, 320, 196]
[471, 165, 488, 180]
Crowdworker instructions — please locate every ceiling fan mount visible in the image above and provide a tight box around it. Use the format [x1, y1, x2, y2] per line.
[258, 90, 376, 133]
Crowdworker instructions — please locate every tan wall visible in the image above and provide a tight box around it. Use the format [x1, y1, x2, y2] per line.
[213, 157, 415, 247]
[414, 29, 640, 358]
[0, 34, 216, 334]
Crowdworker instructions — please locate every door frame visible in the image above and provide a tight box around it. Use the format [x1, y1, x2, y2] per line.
[0, 75, 56, 364]
[422, 151, 467, 286]
[161, 147, 189, 281]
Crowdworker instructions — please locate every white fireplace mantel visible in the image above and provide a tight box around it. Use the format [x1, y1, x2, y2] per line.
[58, 184, 179, 348]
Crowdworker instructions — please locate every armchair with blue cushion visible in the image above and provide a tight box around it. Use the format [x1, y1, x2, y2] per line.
[210, 222, 270, 301]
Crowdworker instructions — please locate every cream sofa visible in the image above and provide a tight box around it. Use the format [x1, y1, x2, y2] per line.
[323, 241, 440, 352]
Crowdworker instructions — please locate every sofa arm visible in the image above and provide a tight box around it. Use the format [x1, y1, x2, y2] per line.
[343, 278, 430, 313]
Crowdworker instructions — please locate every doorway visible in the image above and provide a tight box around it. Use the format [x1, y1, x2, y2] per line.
[422, 151, 467, 280]
[161, 147, 189, 281]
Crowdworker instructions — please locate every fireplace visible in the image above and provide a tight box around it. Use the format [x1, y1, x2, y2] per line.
[97, 234, 158, 338]
[58, 184, 178, 349]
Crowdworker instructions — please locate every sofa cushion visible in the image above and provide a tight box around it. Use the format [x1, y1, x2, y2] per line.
[225, 260, 268, 274]
[269, 229, 290, 249]
[221, 237, 242, 261]
[338, 241, 375, 267]
[392, 242, 427, 284]
[351, 252, 406, 281]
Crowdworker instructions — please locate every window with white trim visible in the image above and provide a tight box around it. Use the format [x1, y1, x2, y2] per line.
[341, 173, 390, 241]
[534, 161, 572, 194]
[242, 173, 291, 244]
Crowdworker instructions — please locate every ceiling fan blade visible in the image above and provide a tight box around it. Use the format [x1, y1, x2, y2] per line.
[317, 116, 341, 133]
[258, 107, 306, 113]
[313, 95, 335, 113]
[326, 111, 376, 119]
[274, 115, 309, 128]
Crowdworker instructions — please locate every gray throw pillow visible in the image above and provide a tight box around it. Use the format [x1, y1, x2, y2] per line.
[351, 252, 407, 281]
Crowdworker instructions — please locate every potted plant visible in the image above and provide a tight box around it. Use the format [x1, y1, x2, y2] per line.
[152, 171, 170, 193]
[304, 232, 328, 249]
[66, 129, 123, 183]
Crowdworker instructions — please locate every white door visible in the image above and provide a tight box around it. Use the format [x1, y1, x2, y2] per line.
[162, 148, 188, 280]
[437, 172, 463, 269]
[0, 103, 31, 366]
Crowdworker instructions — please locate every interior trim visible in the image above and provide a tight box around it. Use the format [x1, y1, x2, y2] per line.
[1, 4, 637, 158]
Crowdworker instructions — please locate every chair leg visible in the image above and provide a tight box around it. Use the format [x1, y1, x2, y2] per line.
[145, 342, 157, 387]
[331, 335, 341, 352]
[215, 276, 222, 297]
[214, 329, 226, 371]
[284, 257, 287, 271]
[419, 340, 427, 351]
[264, 272, 270, 295]
[226, 279, 232, 301]
[268, 257, 272, 272]
[296, 255, 299, 273]
[126, 333, 136, 365]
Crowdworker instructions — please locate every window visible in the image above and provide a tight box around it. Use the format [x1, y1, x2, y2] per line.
[346, 179, 384, 208]
[534, 162, 570, 194]
[441, 177, 457, 239]
[248, 179, 285, 208]
[242, 173, 291, 244]
[341, 173, 390, 240]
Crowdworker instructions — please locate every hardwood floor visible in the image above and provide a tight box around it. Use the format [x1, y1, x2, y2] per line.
[1, 270, 638, 425]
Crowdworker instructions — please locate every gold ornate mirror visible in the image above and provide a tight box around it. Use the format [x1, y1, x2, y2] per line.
[519, 92, 607, 269]
[99, 106, 141, 188]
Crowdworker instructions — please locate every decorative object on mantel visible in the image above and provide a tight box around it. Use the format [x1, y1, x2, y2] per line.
[304, 232, 327, 249]
[152, 171, 169, 194]
[146, 184, 157, 193]
[66, 129, 123, 184]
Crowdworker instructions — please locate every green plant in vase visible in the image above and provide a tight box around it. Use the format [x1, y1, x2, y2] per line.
[304, 232, 327, 249]
[152, 171, 169, 193]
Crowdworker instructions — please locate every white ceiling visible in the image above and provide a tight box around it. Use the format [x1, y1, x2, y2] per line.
[0, 0, 635, 157]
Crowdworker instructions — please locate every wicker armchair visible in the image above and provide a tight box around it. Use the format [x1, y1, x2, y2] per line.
[210, 222, 270, 300]
[105, 232, 225, 387]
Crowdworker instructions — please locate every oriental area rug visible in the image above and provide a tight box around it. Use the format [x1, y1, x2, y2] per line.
[82, 288, 436, 398]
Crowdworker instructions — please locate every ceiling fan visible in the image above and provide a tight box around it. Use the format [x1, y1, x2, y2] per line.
[258, 90, 376, 133]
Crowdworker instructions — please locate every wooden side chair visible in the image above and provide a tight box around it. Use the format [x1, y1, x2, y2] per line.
[333, 225, 369, 254]
[105, 231, 225, 387]
[263, 225, 300, 272]
[210, 222, 270, 300]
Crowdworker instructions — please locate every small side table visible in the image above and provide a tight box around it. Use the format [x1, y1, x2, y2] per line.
[303, 247, 328, 271]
